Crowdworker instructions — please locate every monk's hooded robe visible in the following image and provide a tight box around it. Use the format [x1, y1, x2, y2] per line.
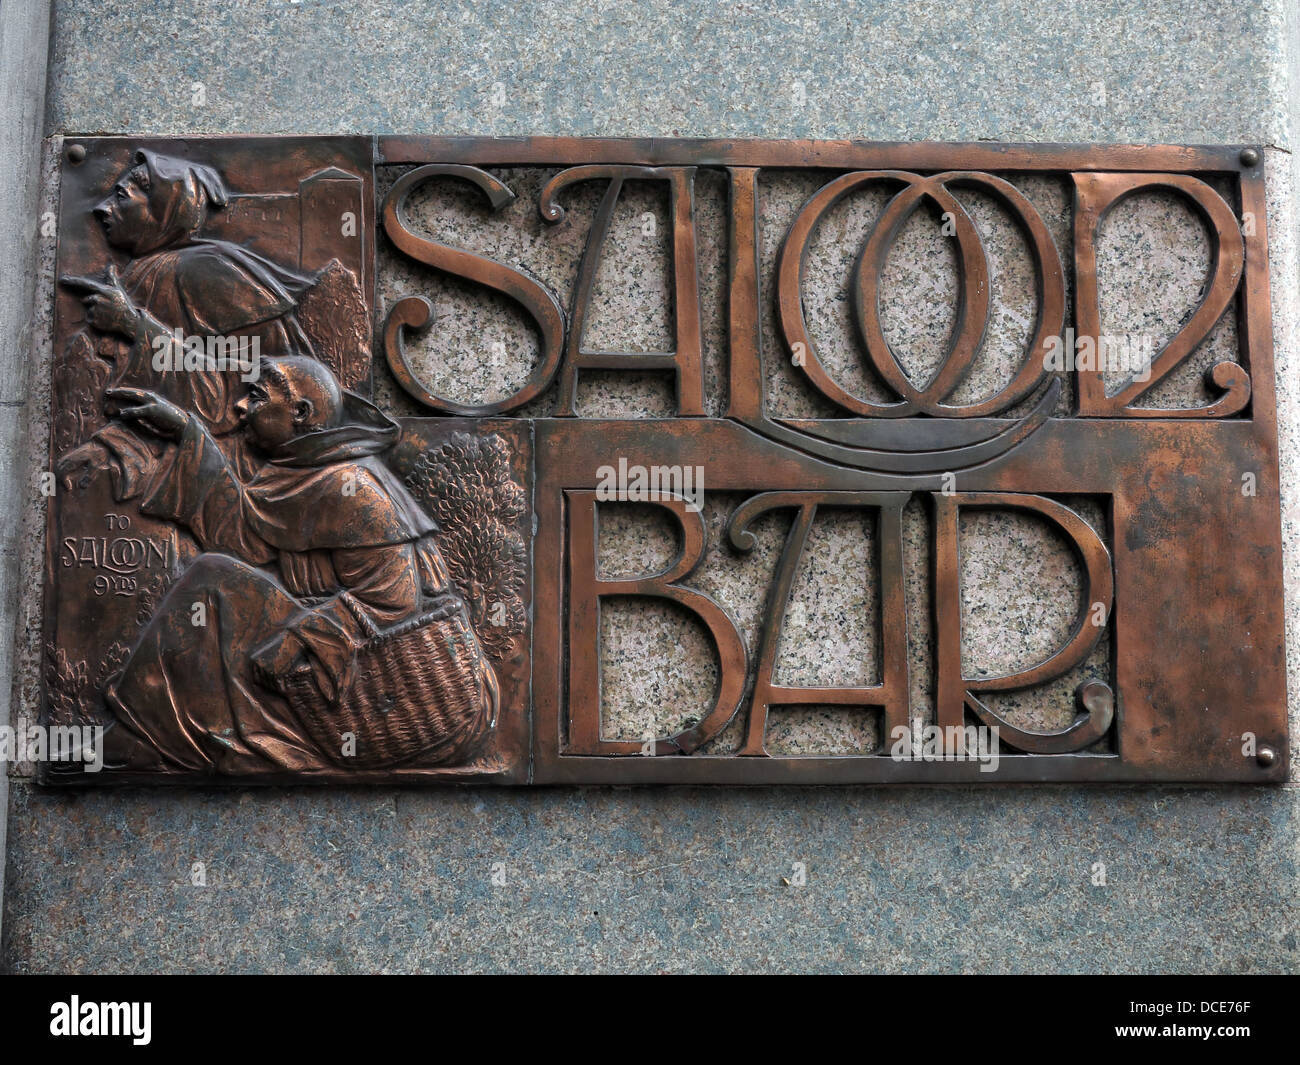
[91, 149, 317, 496]
[106, 392, 494, 774]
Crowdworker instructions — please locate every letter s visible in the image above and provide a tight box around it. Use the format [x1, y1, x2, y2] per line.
[382, 164, 566, 415]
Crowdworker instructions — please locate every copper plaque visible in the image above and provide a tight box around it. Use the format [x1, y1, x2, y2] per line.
[40, 136, 1287, 783]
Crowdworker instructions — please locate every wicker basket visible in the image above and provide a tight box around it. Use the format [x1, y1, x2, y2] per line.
[277, 593, 498, 769]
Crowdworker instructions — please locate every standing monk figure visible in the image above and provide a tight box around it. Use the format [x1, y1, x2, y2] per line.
[59, 149, 317, 496]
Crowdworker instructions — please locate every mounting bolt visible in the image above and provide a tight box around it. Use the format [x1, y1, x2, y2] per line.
[1256, 744, 1277, 768]
[66, 143, 86, 164]
[1239, 147, 1260, 167]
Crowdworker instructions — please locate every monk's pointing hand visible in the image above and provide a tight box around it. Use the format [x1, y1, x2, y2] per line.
[107, 387, 187, 440]
[62, 264, 137, 337]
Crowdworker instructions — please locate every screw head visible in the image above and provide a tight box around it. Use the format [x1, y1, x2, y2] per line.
[66, 143, 86, 164]
[1256, 744, 1277, 768]
[1240, 147, 1260, 167]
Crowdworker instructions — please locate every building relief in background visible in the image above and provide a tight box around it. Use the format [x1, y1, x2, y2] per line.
[39, 136, 1287, 783]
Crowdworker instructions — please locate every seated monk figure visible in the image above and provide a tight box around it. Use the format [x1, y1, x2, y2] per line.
[98, 357, 497, 774]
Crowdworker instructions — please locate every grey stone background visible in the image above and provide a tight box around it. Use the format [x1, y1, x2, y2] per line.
[3, 0, 1299, 973]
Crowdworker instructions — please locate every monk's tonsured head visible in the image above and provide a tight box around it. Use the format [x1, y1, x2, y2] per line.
[237, 357, 343, 450]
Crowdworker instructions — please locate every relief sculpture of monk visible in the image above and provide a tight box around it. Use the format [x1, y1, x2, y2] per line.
[96, 357, 498, 774]
[58, 149, 317, 495]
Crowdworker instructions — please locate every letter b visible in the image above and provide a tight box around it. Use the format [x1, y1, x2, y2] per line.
[564, 491, 746, 755]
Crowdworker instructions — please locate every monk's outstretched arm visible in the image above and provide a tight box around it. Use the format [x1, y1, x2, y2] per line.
[139, 415, 277, 565]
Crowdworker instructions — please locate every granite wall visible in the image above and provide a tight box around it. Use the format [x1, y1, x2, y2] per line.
[2, 0, 1298, 973]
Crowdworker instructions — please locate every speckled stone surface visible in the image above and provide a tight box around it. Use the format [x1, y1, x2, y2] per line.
[4, 0, 1300, 973]
[43, 0, 1291, 146]
[4, 783, 1296, 974]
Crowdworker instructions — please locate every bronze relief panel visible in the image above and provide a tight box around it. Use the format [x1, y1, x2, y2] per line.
[39, 136, 1287, 783]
